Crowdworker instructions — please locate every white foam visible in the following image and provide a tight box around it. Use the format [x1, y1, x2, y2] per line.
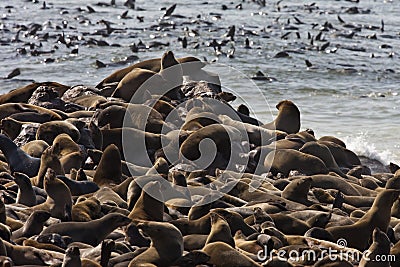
[342, 133, 395, 165]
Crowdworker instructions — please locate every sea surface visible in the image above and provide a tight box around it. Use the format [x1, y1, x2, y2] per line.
[0, 0, 399, 164]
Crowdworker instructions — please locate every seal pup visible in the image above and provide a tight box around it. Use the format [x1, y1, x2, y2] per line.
[327, 189, 399, 250]
[40, 212, 131, 246]
[262, 100, 300, 134]
[128, 221, 183, 267]
[0, 134, 40, 177]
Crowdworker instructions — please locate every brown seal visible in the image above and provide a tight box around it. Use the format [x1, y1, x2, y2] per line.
[40, 212, 131, 246]
[32, 168, 72, 221]
[96, 55, 203, 89]
[299, 141, 347, 177]
[36, 121, 80, 145]
[71, 197, 102, 222]
[21, 139, 49, 158]
[128, 221, 183, 267]
[318, 140, 361, 168]
[0, 134, 40, 177]
[318, 136, 346, 148]
[13, 172, 36, 207]
[327, 189, 399, 250]
[33, 144, 65, 188]
[93, 144, 122, 186]
[0, 82, 69, 104]
[202, 241, 261, 267]
[264, 149, 329, 176]
[205, 212, 235, 248]
[11, 211, 50, 240]
[281, 177, 313, 206]
[262, 100, 300, 134]
[128, 181, 164, 223]
[359, 227, 391, 267]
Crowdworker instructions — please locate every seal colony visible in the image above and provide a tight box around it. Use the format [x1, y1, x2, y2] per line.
[0, 50, 399, 267]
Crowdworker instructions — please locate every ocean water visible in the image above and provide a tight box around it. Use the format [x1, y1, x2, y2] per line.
[0, 0, 399, 164]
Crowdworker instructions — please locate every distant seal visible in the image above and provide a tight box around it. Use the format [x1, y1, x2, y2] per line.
[40, 212, 131, 246]
[264, 149, 329, 176]
[202, 241, 261, 267]
[128, 221, 183, 267]
[327, 189, 399, 250]
[0, 134, 40, 177]
[262, 100, 300, 134]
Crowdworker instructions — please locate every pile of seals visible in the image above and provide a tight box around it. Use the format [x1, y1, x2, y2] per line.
[0, 50, 399, 267]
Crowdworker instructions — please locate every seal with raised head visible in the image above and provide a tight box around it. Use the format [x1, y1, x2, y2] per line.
[0, 134, 40, 177]
[128, 221, 183, 267]
[40, 212, 131, 246]
[262, 100, 300, 134]
[327, 189, 399, 251]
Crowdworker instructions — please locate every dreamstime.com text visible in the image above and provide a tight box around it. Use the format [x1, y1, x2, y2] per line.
[257, 238, 396, 263]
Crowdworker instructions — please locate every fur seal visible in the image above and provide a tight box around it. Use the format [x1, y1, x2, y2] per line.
[21, 139, 49, 158]
[41, 212, 131, 246]
[33, 144, 65, 188]
[318, 136, 346, 148]
[318, 140, 361, 168]
[359, 227, 391, 267]
[96, 55, 203, 89]
[128, 221, 183, 267]
[327, 189, 399, 250]
[281, 177, 313, 206]
[128, 181, 164, 222]
[205, 212, 235, 247]
[31, 168, 72, 221]
[202, 241, 261, 267]
[299, 141, 347, 177]
[93, 144, 122, 186]
[264, 149, 329, 176]
[71, 197, 102, 222]
[262, 100, 300, 134]
[36, 121, 80, 145]
[13, 172, 37, 206]
[0, 134, 40, 177]
[12, 211, 50, 240]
